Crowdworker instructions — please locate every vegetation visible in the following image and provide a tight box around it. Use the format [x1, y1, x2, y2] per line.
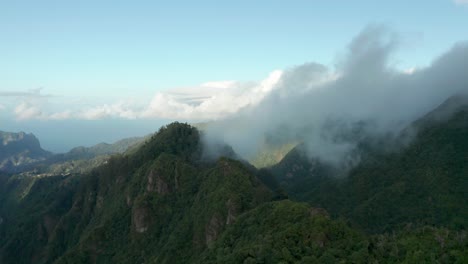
[250, 142, 297, 169]
[271, 108, 468, 234]
[0, 104, 467, 263]
[201, 201, 468, 263]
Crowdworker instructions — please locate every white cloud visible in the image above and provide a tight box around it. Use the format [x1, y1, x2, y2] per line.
[403, 67, 417, 75]
[48, 110, 72, 120]
[4, 27, 463, 126]
[9, 100, 131, 121]
[142, 70, 283, 120]
[200, 80, 237, 89]
[14, 102, 43, 120]
[77, 102, 138, 120]
[0, 66, 357, 122]
[203, 26, 468, 167]
[5, 72, 283, 121]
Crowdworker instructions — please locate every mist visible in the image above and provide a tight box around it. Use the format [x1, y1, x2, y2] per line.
[203, 26, 468, 167]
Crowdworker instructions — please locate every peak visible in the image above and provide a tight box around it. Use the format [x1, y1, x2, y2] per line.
[130, 122, 201, 166]
[0, 131, 39, 146]
[0, 131, 50, 172]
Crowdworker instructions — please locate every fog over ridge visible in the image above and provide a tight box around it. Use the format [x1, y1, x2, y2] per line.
[203, 26, 468, 167]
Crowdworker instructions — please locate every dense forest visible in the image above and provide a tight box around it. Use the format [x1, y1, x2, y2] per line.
[0, 104, 467, 263]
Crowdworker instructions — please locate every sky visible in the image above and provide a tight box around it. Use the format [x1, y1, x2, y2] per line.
[1, 0, 468, 152]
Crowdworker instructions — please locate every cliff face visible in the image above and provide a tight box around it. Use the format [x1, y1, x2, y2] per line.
[0, 131, 51, 172]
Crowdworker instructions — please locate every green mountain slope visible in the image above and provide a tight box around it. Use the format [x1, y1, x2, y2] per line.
[68, 136, 146, 158]
[200, 201, 467, 263]
[271, 95, 468, 233]
[0, 123, 272, 263]
[25, 135, 149, 175]
[0, 119, 467, 263]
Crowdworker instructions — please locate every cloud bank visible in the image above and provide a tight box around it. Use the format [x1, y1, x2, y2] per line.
[3, 71, 283, 121]
[3, 26, 468, 168]
[142, 71, 282, 120]
[203, 26, 468, 166]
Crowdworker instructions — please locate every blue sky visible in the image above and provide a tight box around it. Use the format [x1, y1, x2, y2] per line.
[1, 0, 468, 152]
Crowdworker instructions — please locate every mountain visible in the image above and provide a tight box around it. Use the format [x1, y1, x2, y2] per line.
[0, 123, 271, 263]
[0, 120, 466, 263]
[250, 142, 297, 168]
[41, 136, 148, 175]
[199, 201, 466, 263]
[270, 94, 468, 233]
[66, 137, 145, 159]
[13, 134, 149, 176]
[0, 131, 52, 173]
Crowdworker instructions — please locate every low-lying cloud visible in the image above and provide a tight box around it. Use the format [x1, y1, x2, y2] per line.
[142, 71, 282, 120]
[203, 26, 468, 167]
[3, 26, 468, 169]
[3, 71, 283, 121]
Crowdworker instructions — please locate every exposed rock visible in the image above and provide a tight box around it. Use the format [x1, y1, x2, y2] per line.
[225, 199, 239, 225]
[43, 215, 58, 238]
[115, 175, 125, 184]
[174, 168, 179, 190]
[95, 195, 104, 209]
[315, 233, 328, 248]
[126, 194, 132, 207]
[157, 176, 170, 195]
[0, 131, 51, 172]
[147, 170, 155, 192]
[221, 161, 232, 176]
[206, 214, 224, 246]
[133, 206, 150, 233]
[87, 192, 95, 203]
[309, 207, 330, 218]
[147, 169, 171, 195]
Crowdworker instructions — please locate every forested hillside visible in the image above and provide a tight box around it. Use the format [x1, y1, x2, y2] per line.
[0, 118, 466, 263]
[271, 96, 468, 234]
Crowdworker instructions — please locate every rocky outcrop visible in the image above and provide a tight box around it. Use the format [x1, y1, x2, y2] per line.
[146, 169, 171, 195]
[205, 214, 224, 246]
[156, 175, 170, 195]
[225, 198, 239, 225]
[132, 206, 151, 233]
[95, 195, 104, 209]
[146, 170, 157, 193]
[309, 207, 329, 218]
[42, 215, 58, 238]
[126, 194, 132, 207]
[0, 131, 51, 172]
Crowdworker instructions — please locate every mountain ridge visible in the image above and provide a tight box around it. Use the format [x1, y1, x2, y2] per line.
[270, 94, 468, 233]
[0, 131, 51, 172]
[0, 98, 467, 263]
